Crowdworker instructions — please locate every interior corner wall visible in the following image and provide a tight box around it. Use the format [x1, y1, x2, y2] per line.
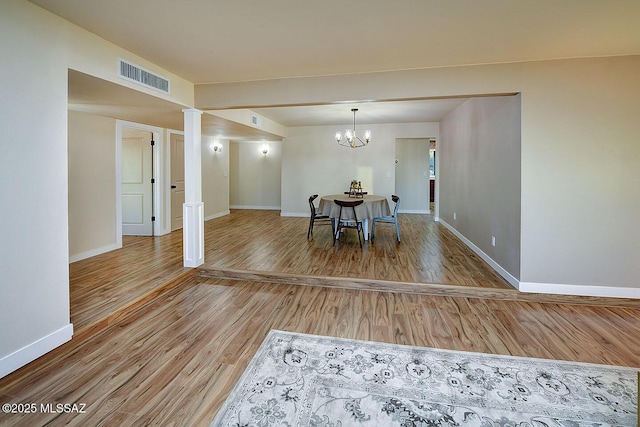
[439, 95, 522, 281]
[68, 111, 118, 261]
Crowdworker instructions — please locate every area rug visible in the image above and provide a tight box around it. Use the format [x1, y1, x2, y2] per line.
[211, 330, 638, 426]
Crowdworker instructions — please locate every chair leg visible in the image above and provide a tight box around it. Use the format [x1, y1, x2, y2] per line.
[307, 217, 313, 239]
[395, 221, 401, 242]
[371, 219, 375, 240]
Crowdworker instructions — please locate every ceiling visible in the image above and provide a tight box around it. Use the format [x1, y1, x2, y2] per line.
[44, 0, 640, 139]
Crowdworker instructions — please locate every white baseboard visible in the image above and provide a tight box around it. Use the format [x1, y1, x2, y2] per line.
[438, 219, 519, 289]
[282, 210, 431, 217]
[205, 210, 230, 221]
[439, 220, 639, 299]
[519, 282, 640, 299]
[280, 212, 308, 218]
[0, 323, 73, 379]
[229, 205, 281, 211]
[399, 209, 430, 214]
[69, 243, 120, 263]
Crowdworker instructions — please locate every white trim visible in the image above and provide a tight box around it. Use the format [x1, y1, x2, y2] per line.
[69, 243, 120, 263]
[439, 219, 519, 289]
[0, 324, 73, 379]
[519, 282, 640, 299]
[399, 209, 430, 214]
[229, 205, 281, 211]
[205, 210, 230, 221]
[280, 212, 308, 218]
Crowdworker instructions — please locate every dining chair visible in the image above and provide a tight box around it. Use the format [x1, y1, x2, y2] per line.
[371, 195, 401, 242]
[307, 194, 332, 239]
[333, 199, 365, 247]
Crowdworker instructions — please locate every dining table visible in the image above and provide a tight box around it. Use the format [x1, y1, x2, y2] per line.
[317, 194, 391, 240]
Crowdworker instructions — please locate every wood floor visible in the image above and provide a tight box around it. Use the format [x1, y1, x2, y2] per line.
[200, 210, 513, 289]
[0, 210, 638, 426]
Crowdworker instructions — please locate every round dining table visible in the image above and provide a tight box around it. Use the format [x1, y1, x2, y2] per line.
[317, 194, 391, 240]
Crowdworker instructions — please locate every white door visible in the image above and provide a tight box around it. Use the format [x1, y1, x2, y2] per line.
[122, 130, 153, 236]
[170, 134, 185, 231]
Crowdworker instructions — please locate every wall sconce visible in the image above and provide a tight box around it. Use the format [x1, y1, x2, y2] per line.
[261, 144, 269, 155]
[212, 141, 223, 153]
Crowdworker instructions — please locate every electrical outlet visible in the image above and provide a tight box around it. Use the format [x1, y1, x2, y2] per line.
[491, 236, 496, 247]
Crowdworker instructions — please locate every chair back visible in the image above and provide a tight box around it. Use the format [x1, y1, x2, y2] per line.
[308, 194, 319, 216]
[334, 199, 364, 221]
[391, 195, 400, 217]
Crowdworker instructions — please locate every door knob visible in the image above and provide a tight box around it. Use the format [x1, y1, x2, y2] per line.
[171, 185, 177, 189]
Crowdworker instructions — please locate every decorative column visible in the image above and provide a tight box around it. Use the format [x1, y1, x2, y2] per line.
[182, 108, 204, 267]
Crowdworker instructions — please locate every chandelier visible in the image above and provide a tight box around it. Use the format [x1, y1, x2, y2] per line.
[335, 108, 371, 148]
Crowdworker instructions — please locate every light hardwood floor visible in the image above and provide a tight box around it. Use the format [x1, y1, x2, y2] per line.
[200, 210, 513, 289]
[0, 210, 638, 426]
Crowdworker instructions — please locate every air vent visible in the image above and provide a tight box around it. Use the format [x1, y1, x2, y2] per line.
[118, 58, 170, 94]
[251, 114, 262, 127]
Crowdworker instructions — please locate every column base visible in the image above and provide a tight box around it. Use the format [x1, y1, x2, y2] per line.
[183, 202, 204, 267]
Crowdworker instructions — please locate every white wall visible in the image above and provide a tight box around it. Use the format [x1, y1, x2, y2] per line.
[281, 123, 439, 216]
[0, 0, 195, 378]
[198, 55, 640, 297]
[229, 141, 282, 210]
[440, 95, 522, 282]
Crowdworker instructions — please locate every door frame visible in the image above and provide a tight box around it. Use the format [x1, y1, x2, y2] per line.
[115, 120, 167, 247]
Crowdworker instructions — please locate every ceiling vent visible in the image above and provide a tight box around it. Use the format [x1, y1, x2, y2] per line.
[118, 58, 170, 94]
[251, 114, 262, 127]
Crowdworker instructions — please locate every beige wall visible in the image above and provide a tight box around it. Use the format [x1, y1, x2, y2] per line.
[440, 95, 522, 281]
[395, 138, 433, 213]
[198, 55, 640, 296]
[202, 138, 230, 219]
[229, 141, 282, 209]
[68, 111, 118, 260]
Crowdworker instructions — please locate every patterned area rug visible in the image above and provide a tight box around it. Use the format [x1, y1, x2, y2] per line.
[211, 330, 638, 426]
